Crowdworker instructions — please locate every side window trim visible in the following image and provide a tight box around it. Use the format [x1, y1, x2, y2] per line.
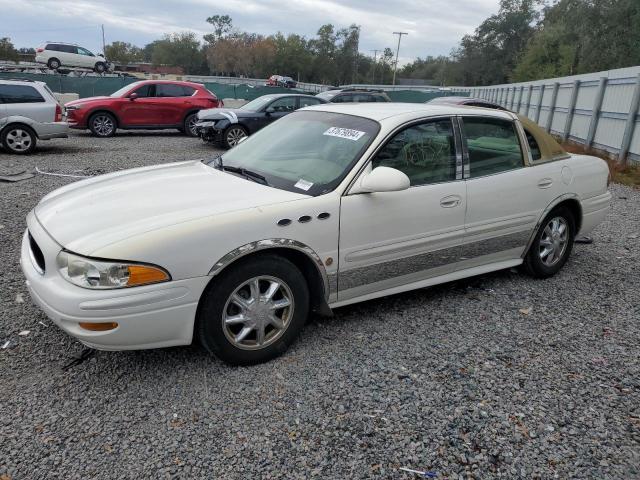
[459, 115, 526, 179]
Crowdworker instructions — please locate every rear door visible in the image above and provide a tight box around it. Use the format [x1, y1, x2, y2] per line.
[59, 45, 78, 66]
[153, 83, 191, 125]
[338, 117, 467, 301]
[460, 115, 563, 263]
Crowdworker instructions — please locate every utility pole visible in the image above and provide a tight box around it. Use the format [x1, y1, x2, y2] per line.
[370, 49, 380, 84]
[101, 24, 106, 54]
[392, 31, 408, 86]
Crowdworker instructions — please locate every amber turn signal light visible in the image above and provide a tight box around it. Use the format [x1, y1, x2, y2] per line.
[79, 322, 119, 332]
[127, 265, 170, 287]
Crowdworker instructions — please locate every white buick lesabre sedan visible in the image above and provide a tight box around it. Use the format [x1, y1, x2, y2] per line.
[21, 103, 611, 365]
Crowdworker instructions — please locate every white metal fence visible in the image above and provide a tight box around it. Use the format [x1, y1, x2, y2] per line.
[455, 66, 640, 164]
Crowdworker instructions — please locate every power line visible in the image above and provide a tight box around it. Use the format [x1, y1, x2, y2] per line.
[392, 31, 408, 86]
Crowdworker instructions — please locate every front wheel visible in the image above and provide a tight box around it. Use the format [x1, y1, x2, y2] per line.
[197, 255, 309, 365]
[223, 125, 248, 149]
[94, 62, 106, 73]
[523, 206, 575, 278]
[88, 112, 116, 137]
[1, 125, 37, 154]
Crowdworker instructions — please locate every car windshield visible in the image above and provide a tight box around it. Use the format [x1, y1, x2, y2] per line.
[240, 96, 275, 111]
[316, 91, 338, 100]
[206, 110, 380, 196]
[110, 82, 142, 97]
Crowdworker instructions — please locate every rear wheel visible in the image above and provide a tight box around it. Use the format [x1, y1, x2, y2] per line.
[223, 125, 248, 149]
[1, 125, 37, 154]
[183, 113, 199, 137]
[47, 58, 60, 70]
[88, 112, 116, 137]
[523, 206, 575, 278]
[197, 255, 309, 365]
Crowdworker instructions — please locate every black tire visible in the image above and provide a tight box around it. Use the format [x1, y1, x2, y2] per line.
[1, 124, 37, 154]
[47, 58, 60, 70]
[222, 125, 248, 149]
[88, 112, 117, 137]
[183, 113, 199, 137]
[523, 206, 576, 278]
[197, 255, 309, 366]
[94, 62, 106, 73]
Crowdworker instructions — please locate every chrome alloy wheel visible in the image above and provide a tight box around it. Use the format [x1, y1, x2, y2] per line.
[5, 128, 33, 152]
[92, 115, 115, 136]
[222, 276, 294, 350]
[539, 216, 569, 267]
[226, 127, 247, 147]
[186, 116, 199, 136]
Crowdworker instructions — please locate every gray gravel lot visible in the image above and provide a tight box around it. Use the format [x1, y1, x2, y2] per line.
[1, 132, 639, 479]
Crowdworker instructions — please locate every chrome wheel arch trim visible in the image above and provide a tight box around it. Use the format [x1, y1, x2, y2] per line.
[522, 193, 581, 258]
[208, 239, 331, 302]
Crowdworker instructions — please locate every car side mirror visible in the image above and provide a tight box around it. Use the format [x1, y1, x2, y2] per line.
[129, 92, 138, 101]
[351, 166, 410, 194]
[265, 106, 275, 114]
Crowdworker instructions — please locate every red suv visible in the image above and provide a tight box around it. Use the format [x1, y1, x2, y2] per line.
[65, 80, 222, 137]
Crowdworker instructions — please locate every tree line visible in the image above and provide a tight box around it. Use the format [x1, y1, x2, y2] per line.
[1, 1, 638, 86]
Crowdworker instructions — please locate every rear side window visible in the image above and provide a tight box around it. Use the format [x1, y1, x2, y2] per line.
[333, 94, 353, 103]
[299, 97, 322, 108]
[181, 86, 196, 96]
[156, 84, 187, 97]
[462, 117, 524, 178]
[373, 94, 389, 102]
[352, 94, 374, 103]
[524, 129, 542, 161]
[45, 44, 60, 51]
[0, 85, 45, 104]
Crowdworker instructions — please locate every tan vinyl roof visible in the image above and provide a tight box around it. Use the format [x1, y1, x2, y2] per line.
[518, 115, 568, 161]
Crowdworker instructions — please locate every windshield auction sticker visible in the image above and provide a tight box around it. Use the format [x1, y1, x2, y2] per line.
[294, 179, 314, 191]
[323, 127, 366, 141]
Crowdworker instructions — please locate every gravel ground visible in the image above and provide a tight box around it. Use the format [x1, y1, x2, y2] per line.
[1, 132, 639, 479]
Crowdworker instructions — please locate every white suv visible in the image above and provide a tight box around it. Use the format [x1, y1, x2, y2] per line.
[35, 42, 112, 73]
[0, 79, 68, 154]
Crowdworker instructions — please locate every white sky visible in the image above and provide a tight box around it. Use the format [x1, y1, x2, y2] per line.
[0, 0, 500, 64]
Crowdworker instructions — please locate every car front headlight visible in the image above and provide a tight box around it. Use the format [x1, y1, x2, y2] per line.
[56, 251, 170, 289]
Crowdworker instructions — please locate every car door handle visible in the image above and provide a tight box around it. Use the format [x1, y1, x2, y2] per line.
[440, 195, 461, 208]
[537, 178, 553, 189]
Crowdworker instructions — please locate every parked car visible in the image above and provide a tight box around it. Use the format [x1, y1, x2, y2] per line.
[21, 103, 611, 365]
[280, 76, 297, 88]
[316, 88, 391, 103]
[266, 75, 282, 87]
[64, 80, 222, 137]
[427, 96, 508, 110]
[0, 79, 68, 154]
[35, 42, 112, 73]
[195, 93, 326, 148]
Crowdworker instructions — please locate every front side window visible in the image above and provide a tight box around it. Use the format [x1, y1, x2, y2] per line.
[0, 85, 45, 104]
[77, 47, 94, 56]
[155, 84, 186, 97]
[207, 111, 379, 196]
[132, 84, 155, 98]
[372, 119, 457, 186]
[462, 117, 523, 178]
[240, 96, 274, 111]
[268, 97, 297, 112]
[352, 94, 373, 103]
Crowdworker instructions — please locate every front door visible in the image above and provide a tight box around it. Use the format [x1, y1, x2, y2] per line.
[338, 117, 466, 302]
[119, 84, 164, 126]
[255, 96, 297, 131]
[460, 115, 563, 263]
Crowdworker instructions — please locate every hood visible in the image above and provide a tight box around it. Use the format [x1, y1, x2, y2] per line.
[65, 96, 111, 107]
[34, 160, 307, 255]
[197, 108, 249, 121]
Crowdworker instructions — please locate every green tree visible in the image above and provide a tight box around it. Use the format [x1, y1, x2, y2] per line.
[104, 41, 142, 64]
[204, 14, 233, 45]
[0, 37, 19, 62]
[151, 32, 205, 74]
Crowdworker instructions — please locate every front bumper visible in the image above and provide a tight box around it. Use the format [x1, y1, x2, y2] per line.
[195, 121, 224, 143]
[37, 121, 69, 140]
[20, 213, 211, 351]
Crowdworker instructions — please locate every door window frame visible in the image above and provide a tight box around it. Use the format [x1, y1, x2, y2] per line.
[457, 115, 530, 179]
[344, 116, 464, 196]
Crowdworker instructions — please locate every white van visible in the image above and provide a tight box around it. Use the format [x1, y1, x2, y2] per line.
[35, 42, 112, 73]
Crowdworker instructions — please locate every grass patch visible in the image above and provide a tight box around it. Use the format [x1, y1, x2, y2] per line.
[560, 142, 640, 188]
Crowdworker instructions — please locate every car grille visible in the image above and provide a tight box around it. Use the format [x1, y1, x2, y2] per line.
[28, 231, 45, 275]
